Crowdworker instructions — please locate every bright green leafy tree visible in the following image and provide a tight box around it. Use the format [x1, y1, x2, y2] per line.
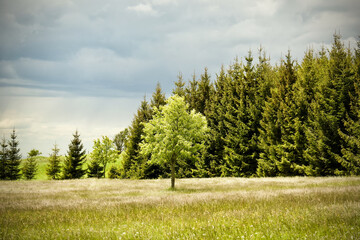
[140, 95, 208, 189]
[89, 136, 118, 178]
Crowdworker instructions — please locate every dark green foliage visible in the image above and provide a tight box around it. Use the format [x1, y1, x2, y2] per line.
[87, 158, 104, 178]
[0, 137, 8, 180]
[336, 38, 360, 175]
[62, 131, 86, 179]
[172, 73, 186, 97]
[114, 33, 360, 178]
[151, 82, 167, 111]
[221, 53, 264, 177]
[22, 149, 40, 180]
[7, 129, 22, 180]
[121, 98, 152, 178]
[200, 66, 228, 177]
[108, 165, 121, 179]
[46, 144, 62, 180]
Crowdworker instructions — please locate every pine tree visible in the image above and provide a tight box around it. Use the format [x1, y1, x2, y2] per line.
[7, 129, 22, 180]
[151, 82, 167, 111]
[172, 73, 186, 97]
[22, 149, 40, 180]
[198, 68, 213, 116]
[336, 38, 360, 175]
[121, 97, 152, 178]
[87, 158, 104, 178]
[0, 137, 8, 180]
[46, 144, 62, 180]
[221, 53, 261, 177]
[62, 130, 86, 179]
[257, 52, 300, 176]
[185, 73, 200, 112]
[200, 66, 229, 177]
[305, 34, 354, 175]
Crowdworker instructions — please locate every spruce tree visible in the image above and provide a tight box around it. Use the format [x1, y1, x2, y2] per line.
[22, 149, 40, 180]
[257, 52, 300, 176]
[185, 73, 200, 112]
[62, 130, 86, 179]
[172, 73, 186, 97]
[46, 144, 62, 180]
[87, 158, 104, 178]
[7, 129, 22, 180]
[121, 97, 152, 178]
[150, 82, 166, 111]
[221, 53, 261, 177]
[305, 34, 354, 175]
[201, 66, 229, 177]
[336, 38, 360, 175]
[0, 137, 8, 180]
[198, 68, 213, 116]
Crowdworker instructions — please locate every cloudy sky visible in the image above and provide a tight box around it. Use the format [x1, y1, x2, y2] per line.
[0, 0, 359, 157]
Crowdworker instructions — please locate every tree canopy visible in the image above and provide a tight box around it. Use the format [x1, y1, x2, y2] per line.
[140, 95, 208, 189]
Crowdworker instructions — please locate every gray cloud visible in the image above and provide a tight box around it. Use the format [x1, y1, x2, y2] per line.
[0, 0, 359, 155]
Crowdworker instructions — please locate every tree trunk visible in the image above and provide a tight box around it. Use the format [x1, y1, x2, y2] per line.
[171, 158, 175, 189]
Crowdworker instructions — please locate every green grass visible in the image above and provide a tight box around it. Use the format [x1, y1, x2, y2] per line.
[1, 177, 359, 239]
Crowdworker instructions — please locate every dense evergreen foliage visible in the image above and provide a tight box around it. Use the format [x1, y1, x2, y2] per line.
[7, 129, 22, 180]
[118, 34, 360, 178]
[62, 131, 86, 179]
[46, 144, 62, 180]
[22, 149, 40, 180]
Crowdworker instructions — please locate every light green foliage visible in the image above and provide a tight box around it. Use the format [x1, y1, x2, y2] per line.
[89, 136, 118, 178]
[141, 95, 208, 188]
[22, 149, 41, 180]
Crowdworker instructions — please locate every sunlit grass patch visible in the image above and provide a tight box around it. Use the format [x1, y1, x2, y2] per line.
[1, 177, 359, 239]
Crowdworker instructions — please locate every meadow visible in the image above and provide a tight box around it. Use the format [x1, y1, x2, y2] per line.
[0, 177, 359, 239]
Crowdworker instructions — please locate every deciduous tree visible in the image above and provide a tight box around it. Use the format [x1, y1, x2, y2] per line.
[140, 95, 208, 189]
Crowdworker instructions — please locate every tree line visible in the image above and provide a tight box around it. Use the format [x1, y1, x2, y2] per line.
[112, 34, 360, 178]
[0, 34, 359, 180]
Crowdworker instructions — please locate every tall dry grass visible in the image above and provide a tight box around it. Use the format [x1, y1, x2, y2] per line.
[1, 177, 359, 239]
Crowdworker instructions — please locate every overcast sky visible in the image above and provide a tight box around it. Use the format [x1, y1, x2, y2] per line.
[0, 0, 359, 157]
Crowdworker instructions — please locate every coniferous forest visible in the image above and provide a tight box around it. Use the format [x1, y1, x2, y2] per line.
[112, 34, 360, 179]
[0, 34, 359, 180]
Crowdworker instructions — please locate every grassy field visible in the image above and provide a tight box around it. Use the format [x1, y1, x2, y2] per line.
[0, 177, 359, 239]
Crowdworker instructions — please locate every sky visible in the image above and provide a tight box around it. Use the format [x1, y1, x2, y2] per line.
[0, 0, 359, 157]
